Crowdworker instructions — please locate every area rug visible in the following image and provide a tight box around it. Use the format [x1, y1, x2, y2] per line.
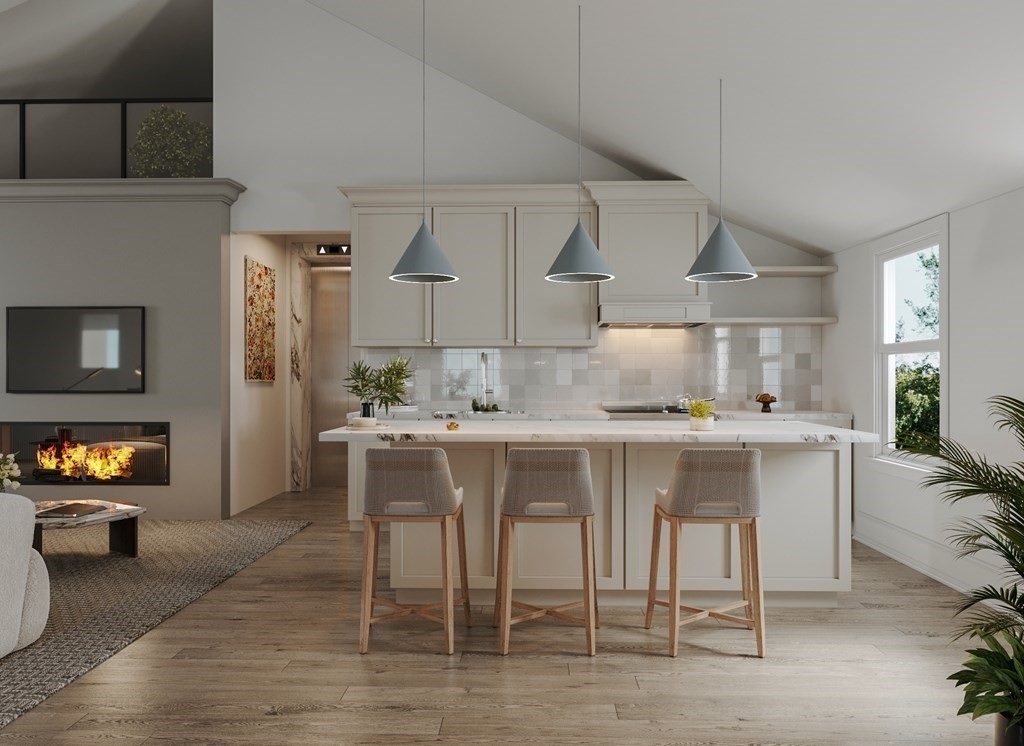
[0, 518, 308, 729]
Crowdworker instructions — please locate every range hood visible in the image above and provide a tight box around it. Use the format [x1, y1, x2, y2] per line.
[598, 303, 710, 329]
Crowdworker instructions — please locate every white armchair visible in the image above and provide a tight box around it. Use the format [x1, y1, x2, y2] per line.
[0, 494, 49, 657]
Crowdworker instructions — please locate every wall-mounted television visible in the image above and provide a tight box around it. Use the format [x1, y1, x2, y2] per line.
[6, 306, 145, 393]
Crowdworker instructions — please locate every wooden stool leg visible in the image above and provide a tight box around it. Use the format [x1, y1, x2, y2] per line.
[644, 508, 662, 629]
[493, 514, 506, 628]
[456, 506, 472, 627]
[580, 515, 596, 656]
[370, 521, 381, 603]
[738, 521, 754, 629]
[441, 514, 455, 655]
[359, 515, 378, 654]
[589, 516, 600, 630]
[668, 517, 681, 658]
[749, 516, 766, 658]
[499, 516, 515, 656]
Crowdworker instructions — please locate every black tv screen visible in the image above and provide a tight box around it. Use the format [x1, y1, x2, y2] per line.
[6, 306, 145, 393]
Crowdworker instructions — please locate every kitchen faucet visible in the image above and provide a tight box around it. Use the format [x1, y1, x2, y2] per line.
[480, 352, 493, 408]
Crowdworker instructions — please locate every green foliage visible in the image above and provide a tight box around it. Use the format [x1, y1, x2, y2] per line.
[688, 399, 714, 419]
[344, 357, 413, 414]
[899, 396, 1024, 726]
[343, 360, 376, 403]
[894, 248, 939, 342]
[128, 105, 212, 178]
[950, 632, 1024, 729]
[895, 361, 940, 445]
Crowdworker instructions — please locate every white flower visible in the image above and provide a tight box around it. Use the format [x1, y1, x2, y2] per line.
[8, 480, 18, 490]
[2, 478, 10, 488]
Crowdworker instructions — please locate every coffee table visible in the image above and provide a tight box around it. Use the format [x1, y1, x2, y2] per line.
[33, 499, 147, 557]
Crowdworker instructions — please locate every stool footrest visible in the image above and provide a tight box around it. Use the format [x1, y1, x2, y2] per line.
[652, 599, 753, 628]
[370, 595, 471, 627]
[507, 599, 587, 627]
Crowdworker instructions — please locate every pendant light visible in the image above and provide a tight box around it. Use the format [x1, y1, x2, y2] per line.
[545, 5, 613, 284]
[390, 0, 458, 284]
[685, 79, 757, 283]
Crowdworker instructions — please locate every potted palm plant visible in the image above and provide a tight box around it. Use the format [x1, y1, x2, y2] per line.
[344, 360, 378, 420]
[899, 395, 1024, 744]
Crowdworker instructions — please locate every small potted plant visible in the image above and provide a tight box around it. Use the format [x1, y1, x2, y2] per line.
[344, 360, 378, 421]
[755, 392, 778, 413]
[373, 356, 413, 415]
[899, 395, 1024, 744]
[688, 399, 715, 431]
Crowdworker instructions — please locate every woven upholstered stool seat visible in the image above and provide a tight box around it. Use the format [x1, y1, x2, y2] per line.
[360, 448, 470, 655]
[644, 448, 765, 658]
[494, 448, 598, 656]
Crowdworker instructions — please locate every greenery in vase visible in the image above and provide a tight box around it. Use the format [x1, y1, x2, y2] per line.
[343, 360, 376, 404]
[374, 356, 413, 414]
[688, 399, 714, 420]
[344, 356, 414, 415]
[899, 395, 1024, 730]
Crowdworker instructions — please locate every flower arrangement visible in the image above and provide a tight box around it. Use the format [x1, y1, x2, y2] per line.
[0, 452, 23, 492]
[755, 392, 778, 413]
[688, 399, 715, 420]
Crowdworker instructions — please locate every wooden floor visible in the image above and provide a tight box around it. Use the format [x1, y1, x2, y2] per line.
[0, 487, 990, 745]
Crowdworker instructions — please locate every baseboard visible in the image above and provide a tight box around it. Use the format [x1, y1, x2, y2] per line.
[854, 512, 999, 595]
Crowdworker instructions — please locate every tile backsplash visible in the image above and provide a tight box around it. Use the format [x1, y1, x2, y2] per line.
[361, 326, 822, 412]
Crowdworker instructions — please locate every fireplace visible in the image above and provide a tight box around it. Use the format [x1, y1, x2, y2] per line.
[0, 422, 169, 486]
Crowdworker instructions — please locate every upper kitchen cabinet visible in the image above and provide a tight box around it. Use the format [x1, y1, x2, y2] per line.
[350, 205, 432, 346]
[433, 205, 515, 346]
[587, 181, 711, 326]
[515, 204, 598, 346]
[344, 186, 598, 347]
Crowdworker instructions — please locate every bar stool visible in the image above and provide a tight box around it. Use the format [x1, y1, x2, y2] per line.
[359, 448, 470, 655]
[494, 448, 598, 656]
[644, 448, 765, 658]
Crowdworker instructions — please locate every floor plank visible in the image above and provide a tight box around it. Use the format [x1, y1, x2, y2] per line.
[0, 486, 992, 744]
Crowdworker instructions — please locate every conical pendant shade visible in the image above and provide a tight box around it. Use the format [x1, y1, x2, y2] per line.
[389, 220, 459, 284]
[545, 219, 614, 283]
[685, 222, 757, 283]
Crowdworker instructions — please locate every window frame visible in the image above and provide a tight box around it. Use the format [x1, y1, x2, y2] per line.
[873, 214, 949, 463]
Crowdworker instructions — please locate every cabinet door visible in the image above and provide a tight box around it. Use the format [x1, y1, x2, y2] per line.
[433, 206, 515, 346]
[624, 444, 741, 591]
[598, 204, 706, 305]
[389, 442, 505, 590]
[351, 207, 432, 346]
[514, 206, 598, 346]
[504, 442, 624, 590]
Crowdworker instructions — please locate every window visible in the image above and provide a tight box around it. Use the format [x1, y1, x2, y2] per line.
[876, 215, 948, 457]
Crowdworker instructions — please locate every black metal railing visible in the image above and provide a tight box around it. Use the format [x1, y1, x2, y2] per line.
[0, 97, 212, 179]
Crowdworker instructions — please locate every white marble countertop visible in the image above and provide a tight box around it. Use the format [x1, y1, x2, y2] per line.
[321, 419, 877, 444]
[353, 409, 852, 422]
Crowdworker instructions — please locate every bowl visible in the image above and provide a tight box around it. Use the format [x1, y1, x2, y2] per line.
[351, 416, 377, 428]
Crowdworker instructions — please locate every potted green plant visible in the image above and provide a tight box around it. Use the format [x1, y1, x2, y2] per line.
[899, 395, 1024, 744]
[344, 356, 414, 421]
[688, 399, 715, 431]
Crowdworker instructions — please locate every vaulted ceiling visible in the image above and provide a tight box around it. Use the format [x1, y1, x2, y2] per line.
[3, 0, 1023, 254]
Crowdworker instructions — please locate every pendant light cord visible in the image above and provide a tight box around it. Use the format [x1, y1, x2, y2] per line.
[577, 5, 582, 221]
[422, 0, 427, 223]
[718, 77, 723, 227]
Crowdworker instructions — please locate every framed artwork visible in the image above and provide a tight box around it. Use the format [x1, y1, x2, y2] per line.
[245, 256, 276, 381]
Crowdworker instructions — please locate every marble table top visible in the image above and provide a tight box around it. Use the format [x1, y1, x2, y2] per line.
[320, 418, 878, 444]
[34, 499, 146, 529]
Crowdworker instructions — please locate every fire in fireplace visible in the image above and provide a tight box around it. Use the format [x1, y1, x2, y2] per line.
[0, 422, 169, 486]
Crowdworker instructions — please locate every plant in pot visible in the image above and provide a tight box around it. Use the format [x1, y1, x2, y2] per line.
[899, 395, 1024, 744]
[344, 356, 414, 424]
[688, 399, 715, 431]
[344, 360, 378, 420]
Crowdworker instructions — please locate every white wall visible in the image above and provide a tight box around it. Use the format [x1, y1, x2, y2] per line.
[0, 180, 242, 521]
[229, 233, 289, 515]
[823, 188, 1024, 593]
[213, 0, 637, 233]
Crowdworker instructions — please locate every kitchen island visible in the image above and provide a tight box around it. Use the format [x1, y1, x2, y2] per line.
[320, 419, 877, 606]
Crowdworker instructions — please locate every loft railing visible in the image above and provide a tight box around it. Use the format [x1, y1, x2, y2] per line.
[0, 97, 213, 179]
